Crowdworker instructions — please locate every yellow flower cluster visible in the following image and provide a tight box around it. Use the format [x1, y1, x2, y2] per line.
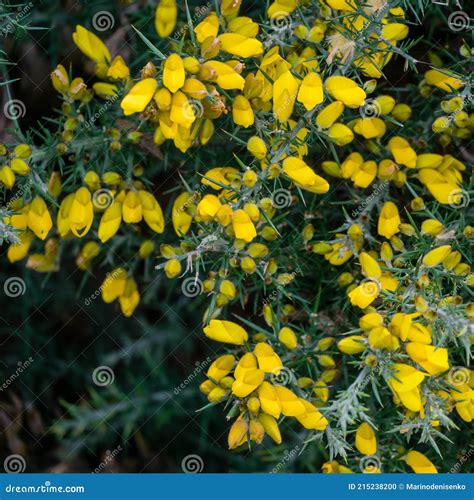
[1, 0, 471, 473]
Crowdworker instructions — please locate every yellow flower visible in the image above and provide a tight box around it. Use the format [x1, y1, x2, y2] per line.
[425, 69, 464, 92]
[155, 0, 177, 38]
[337, 335, 366, 354]
[388, 136, 417, 168]
[422, 245, 452, 267]
[274, 386, 306, 416]
[68, 188, 94, 237]
[360, 252, 382, 279]
[351, 160, 377, 188]
[232, 95, 254, 128]
[247, 136, 267, 160]
[232, 368, 265, 397]
[327, 123, 354, 146]
[232, 209, 257, 242]
[218, 33, 263, 58]
[378, 201, 401, 239]
[283, 157, 329, 193]
[419, 169, 462, 204]
[93, 82, 118, 98]
[138, 191, 165, 233]
[278, 327, 298, 350]
[107, 55, 130, 79]
[102, 268, 128, 303]
[316, 101, 344, 129]
[258, 381, 281, 418]
[297, 72, 324, 110]
[355, 422, 377, 455]
[164, 258, 182, 278]
[254, 342, 283, 374]
[353, 117, 386, 139]
[406, 343, 449, 375]
[421, 219, 443, 236]
[197, 194, 222, 220]
[405, 451, 438, 473]
[359, 312, 383, 330]
[7, 231, 33, 263]
[194, 12, 219, 43]
[119, 277, 140, 317]
[203, 60, 245, 90]
[120, 78, 158, 116]
[228, 419, 248, 449]
[51, 64, 69, 93]
[0, 166, 15, 189]
[388, 363, 426, 412]
[234, 352, 257, 378]
[72, 25, 110, 64]
[258, 413, 282, 444]
[76, 241, 100, 270]
[296, 399, 328, 430]
[273, 70, 299, 122]
[170, 91, 195, 127]
[208, 355, 235, 382]
[122, 191, 143, 223]
[27, 197, 53, 240]
[325, 76, 366, 108]
[348, 281, 379, 309]
[203, 319, 249, 344]
[172, 192, 193, 236]
[98, 202, 122, 243]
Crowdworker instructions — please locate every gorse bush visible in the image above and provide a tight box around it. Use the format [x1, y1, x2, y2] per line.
[1, 0, 473, 474]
